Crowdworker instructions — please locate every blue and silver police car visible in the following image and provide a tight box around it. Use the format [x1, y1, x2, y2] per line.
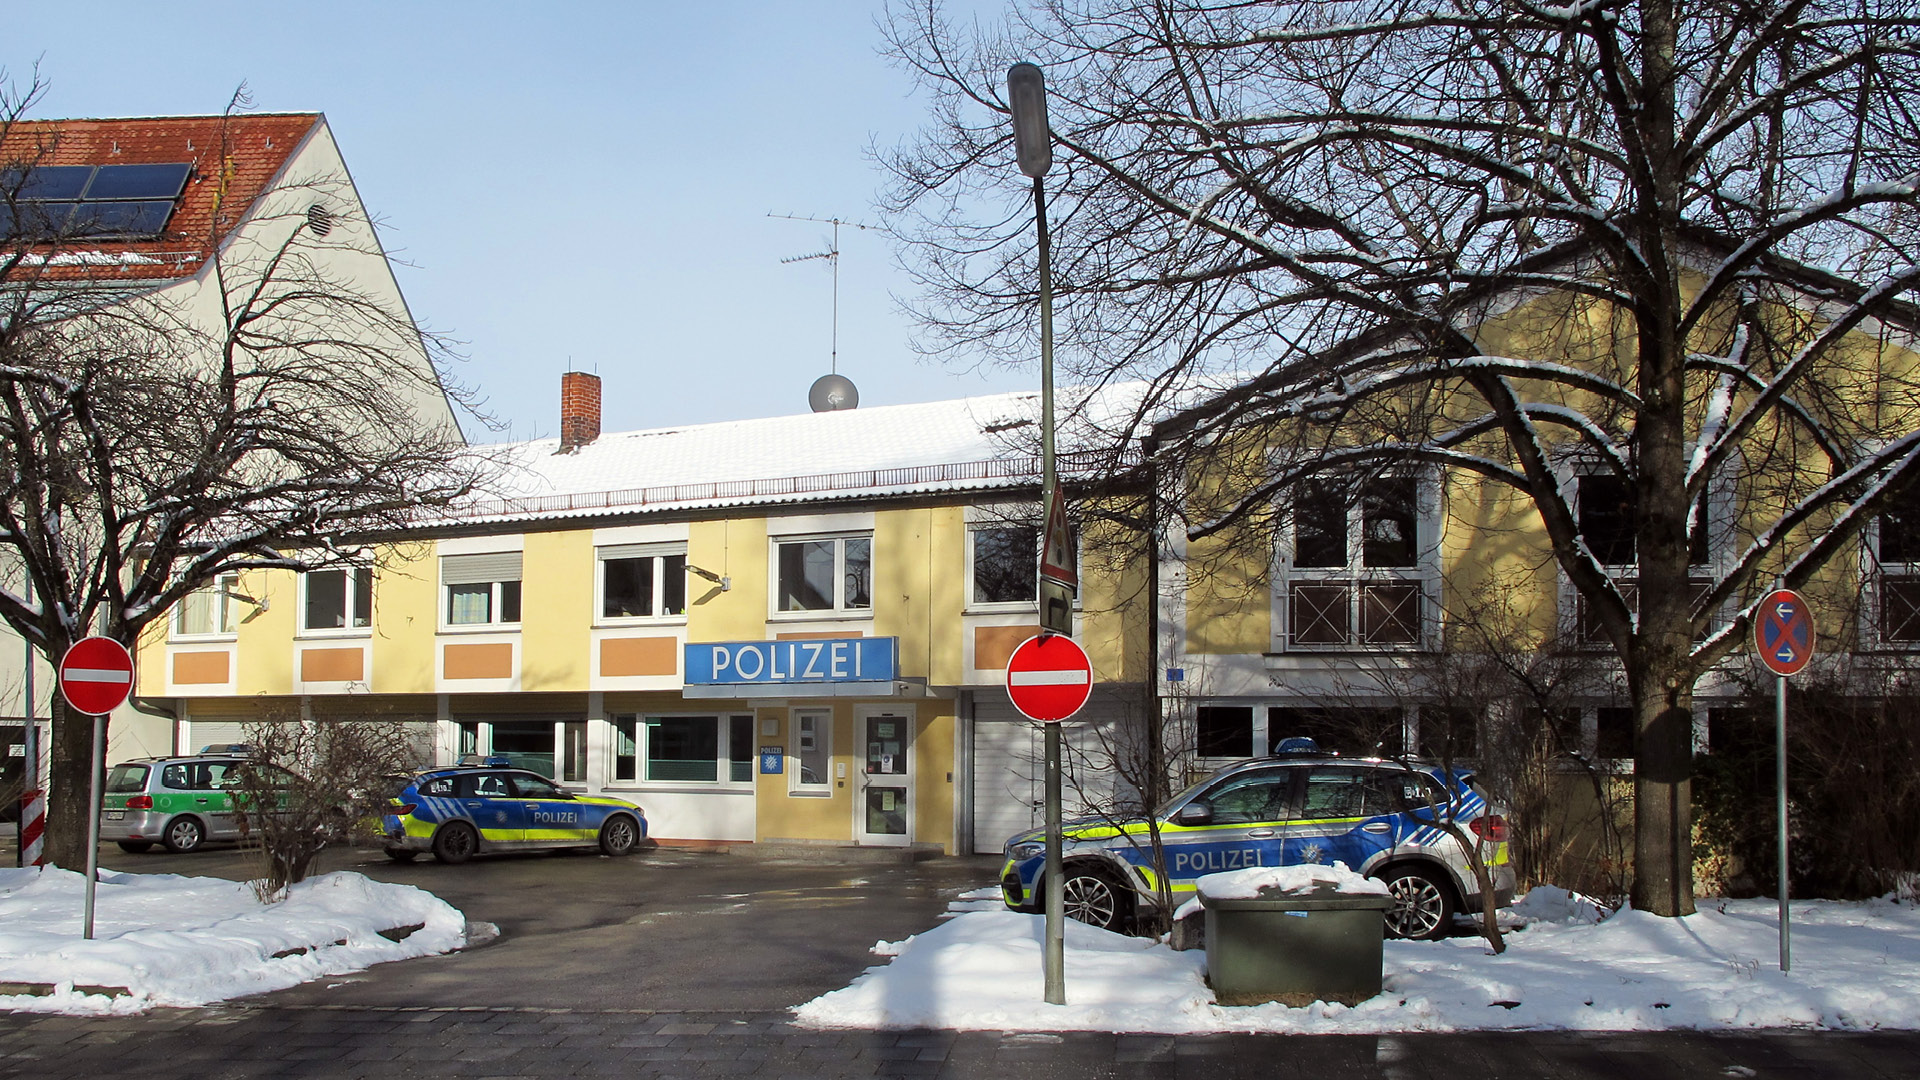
[1000, 739, 1514, 940]
[383, 760, 647, 864]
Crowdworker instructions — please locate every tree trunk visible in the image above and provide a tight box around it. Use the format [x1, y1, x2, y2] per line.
[1629, 671, 1698, 916]
[44, 692, 103, 870]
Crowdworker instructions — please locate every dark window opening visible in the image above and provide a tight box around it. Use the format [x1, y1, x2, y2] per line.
[1596, 707, 1635, 760]
[1269, 706, 1403, 758]
[1195, 705, 1254, 758]
[1293, 480, 1347, 567]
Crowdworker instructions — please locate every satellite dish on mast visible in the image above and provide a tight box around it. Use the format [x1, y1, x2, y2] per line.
[810, 373, 859, 412]
[774, 212, 871, 412]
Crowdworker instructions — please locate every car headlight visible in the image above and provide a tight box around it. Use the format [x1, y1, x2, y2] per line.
[1008, 841, 1046, 861]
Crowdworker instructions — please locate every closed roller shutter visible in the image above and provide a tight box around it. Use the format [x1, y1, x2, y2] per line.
[970, 689, 1130, 855]
[187, 721, 246, 754]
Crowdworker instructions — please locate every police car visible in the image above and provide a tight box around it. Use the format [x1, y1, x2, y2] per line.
[999, 739, 1515, 940]
[383, 760, 648, 864]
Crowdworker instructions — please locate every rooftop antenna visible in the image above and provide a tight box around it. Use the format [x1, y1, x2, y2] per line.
[772, 212, 872, 411]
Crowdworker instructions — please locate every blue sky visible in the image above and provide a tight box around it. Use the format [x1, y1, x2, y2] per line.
[5, 3, 1030, 443]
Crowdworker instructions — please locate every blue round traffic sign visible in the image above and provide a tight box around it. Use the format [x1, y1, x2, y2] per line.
[1754, 589, 1814, 677]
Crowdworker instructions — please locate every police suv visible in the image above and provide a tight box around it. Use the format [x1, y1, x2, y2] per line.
[1000, 739, 1514, 940]
[383, 760, 648, 864]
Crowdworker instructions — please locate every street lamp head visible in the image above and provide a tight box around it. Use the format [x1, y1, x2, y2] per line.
[1007, 62, 1052, 179]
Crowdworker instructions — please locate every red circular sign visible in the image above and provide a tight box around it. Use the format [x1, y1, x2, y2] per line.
[59, 637, 135, 715]
[1005, 634, 1094, 722]
[1754, 589, 1815, 677]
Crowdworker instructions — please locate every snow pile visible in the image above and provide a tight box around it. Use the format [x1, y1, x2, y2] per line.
[796, 892, 1920, 1033]
[0, 867, 469, 1015]
[1510, 885, 1609, 925]
[1198, 862, 1391, 900]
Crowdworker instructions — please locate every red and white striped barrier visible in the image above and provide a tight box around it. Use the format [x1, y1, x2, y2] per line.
[19, 789, 45, 867]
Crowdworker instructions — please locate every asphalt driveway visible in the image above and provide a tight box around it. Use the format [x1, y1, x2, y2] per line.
[82, 840, 1001, 1012]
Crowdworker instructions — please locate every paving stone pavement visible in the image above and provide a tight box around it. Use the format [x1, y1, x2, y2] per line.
[2, 1006, 1918, 1079]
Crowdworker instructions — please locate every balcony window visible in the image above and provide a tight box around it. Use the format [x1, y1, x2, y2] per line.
[1876, 491, 1920, 644]
[1281, 474, 1433, 650]
[600, 545, 687, 620]
[173, 573, 240, 638]
[971, 525, 1039, 604]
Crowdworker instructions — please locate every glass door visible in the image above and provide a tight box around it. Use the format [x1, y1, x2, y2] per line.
[857, 712, 912, 846]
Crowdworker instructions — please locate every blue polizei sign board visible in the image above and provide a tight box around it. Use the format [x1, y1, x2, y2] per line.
[685, 637, 898, 686]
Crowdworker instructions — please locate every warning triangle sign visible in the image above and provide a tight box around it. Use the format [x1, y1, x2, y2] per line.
[1039, 487, 1077, 588]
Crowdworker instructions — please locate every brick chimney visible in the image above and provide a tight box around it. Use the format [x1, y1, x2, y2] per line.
[559, 371, 601, 451]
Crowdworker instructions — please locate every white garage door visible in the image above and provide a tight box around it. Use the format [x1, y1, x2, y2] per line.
[971, 691, 1127, 854]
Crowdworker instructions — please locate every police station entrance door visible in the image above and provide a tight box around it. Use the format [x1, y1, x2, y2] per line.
[857, 710, 912, 846]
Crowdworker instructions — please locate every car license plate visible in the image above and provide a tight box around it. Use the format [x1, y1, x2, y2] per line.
[104, 811, 125, 820]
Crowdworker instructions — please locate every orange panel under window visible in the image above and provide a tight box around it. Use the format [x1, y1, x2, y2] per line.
[171, 651, 230, 685]
[300, 647, 364, 683]
[974, 625, 1040, 671]
[599, 636, 678, 677]
[443, 642, 514, 680]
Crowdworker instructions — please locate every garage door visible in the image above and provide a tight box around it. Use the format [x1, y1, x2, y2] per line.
[971, 691, 1125, 855]
[187, 721, 246, 754]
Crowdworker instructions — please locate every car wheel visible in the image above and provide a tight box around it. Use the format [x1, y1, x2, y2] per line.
[116, 840, 154, 854]
[1381, 865, 1456, 941]
[385, 848, 419, 863]
[598, 814, 640, 856]
[162, 816, 206, 854]
[1060, 864, 1131, 932]
[432, 822, 478, 865]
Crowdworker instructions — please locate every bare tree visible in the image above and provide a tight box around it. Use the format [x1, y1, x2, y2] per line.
[232, 711, 424, 898]
[884, 0, 1920, 916]
[0, 77, 491, 868]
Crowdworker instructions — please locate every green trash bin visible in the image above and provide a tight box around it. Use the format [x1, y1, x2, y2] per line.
[1201, 880, 1392, 1006]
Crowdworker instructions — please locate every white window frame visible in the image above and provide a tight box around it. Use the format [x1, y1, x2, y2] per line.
[1561, 464, 1728, 648]
[171, 572, 241, 640]
[596, 543, 689, 623]
[299, 565, 373, 637]
[770, 533, 873, 618]
[440, 552, 523, 631]
[789, 708, 833, 796]
[1274, 471, 1439, 652]
[608, 713, 755, 789]
[1869, 490, 1920, 648]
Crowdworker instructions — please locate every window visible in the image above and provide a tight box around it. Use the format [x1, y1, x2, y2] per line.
[489, 721, 557, 776]
[1196, 705, 1254, 758]
[1282, 475, 1433, 650]
[442, 552, 522, 626]
[776, 535, 871, 613]
[560, 721, 586, 783]
[1302, 768, 1401, 819]
[1417, 706, 1478, 760]
[1573, 474, 1715, 646]
[611, 714, 755, 785]
[971, 525, 1038, 604]
[600, 545, 687, 619]
[173, 573, 239, 637]
[1876, 489, 1920, 643]
[303, 567, 371, 632]
[1204, 769, 1293, 825]
[1596, 706, 1634, 760]
[792, 709, 832, 793]
[1269, 706, 1404, 757]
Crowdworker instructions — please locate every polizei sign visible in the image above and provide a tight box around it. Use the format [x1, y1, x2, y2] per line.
[685, 637, 898, 686]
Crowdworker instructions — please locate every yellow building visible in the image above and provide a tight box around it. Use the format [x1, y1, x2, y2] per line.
[133, 375, 1154, 855]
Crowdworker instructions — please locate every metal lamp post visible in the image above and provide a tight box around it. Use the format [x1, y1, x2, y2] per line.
[1007, 60, 1066, 1007]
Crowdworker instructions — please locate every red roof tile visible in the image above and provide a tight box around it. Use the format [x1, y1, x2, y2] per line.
[1, 113, 321, 282]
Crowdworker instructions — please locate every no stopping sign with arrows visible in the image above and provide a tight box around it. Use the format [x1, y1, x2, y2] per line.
[1754, 589, 1815, 677]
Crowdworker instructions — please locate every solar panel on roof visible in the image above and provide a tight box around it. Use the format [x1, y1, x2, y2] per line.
[15, 165, 92, 200]
[83, 163, 192, 200]
[69, 200, 176, 237]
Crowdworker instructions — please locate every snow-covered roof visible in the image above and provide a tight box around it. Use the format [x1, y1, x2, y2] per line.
[442, 385, 1148, 527]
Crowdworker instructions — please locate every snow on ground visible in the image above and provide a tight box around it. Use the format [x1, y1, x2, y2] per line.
[796, 887, 1920, 1033]
[0, 866, 470, 1015]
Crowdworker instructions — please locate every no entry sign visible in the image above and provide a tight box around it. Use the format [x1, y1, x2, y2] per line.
[1754, 589, 1815, 677]
[59, 637, 135, 715]
[1005, 634, 1093, 722]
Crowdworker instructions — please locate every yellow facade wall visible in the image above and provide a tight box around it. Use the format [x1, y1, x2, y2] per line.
[520, 530, 591, 690]
[914, 708, 956, 853]
[688, 517, 769, 642]
[755, 704, 855, 842]
[235, 567, 297, 694]
[874, 507, 935, 678]
[371, 542, 437, 694]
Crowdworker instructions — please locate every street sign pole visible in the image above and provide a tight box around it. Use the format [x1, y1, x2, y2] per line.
[1776, 672, 1789, 973]
[58, 636, 136, 941]
[1753, 587, 1812, 974]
